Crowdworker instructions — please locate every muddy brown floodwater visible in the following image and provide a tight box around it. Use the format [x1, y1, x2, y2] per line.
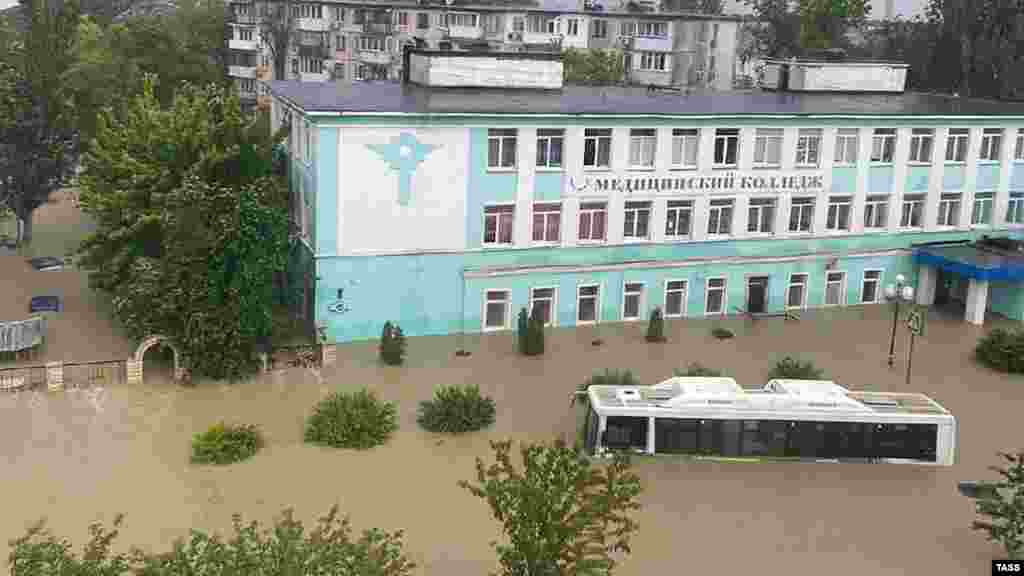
[1, 194, 1020, 574]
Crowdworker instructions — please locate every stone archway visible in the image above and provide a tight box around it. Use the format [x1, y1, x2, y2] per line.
[126, 335, 186, 384]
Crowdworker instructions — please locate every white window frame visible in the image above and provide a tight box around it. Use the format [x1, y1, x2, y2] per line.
[907, 129, 934, 164]
[834, 129, 858, 165]
[565, 17, 579, 36]
[531, 202, 561, 244]
[671, 128, 699, 169]
[622, 201, 652, 241]
[529, 286, 558, 327]
[445, 12, 478, 27]
[628, 128, 657, 168]
[713, 129, 740, 168]
[664, 199, 693, 240]
[972, 192, 993, 226]
[946, 129, 969, 163]
[621, 281, 645, 321]
[664, 279, 688, 318]
[795, 129, 822, 168]
[487, 128, 517, 170]
[863, 195, 889, 230]
[861, 269, 883, 304]
[238, 27, 254, 41]
[577, 283, 602, 325]
[788, 197, 814, 233]
[303, 121, 312, 165]
[1015, 129, 1024, 161]
[637, 20, 667, 37]
[980, 129, 1003, 162]
[577, 201, 608, 242]
[704, 277, 727, 316]
[752, 128, 783, 168]
[482, 289, 511, 332]
[786, 273, 808, 310]
[707, 199, 734, 236]
[1007, 192, 1024, 225]
[592, 19, 608, 38]
[536, 128, 564, 169]
[482, 204, 515, 246]
[936, 193, 961, 227]
[638, 51, 667, 71]
[583, 128, 612, 170]
[746, 198, 775, 235]
[899, 194, 925, 228]
[824, 271, 846, 307]
[825, 196, 852, 232]
[870, 129, 896, 164]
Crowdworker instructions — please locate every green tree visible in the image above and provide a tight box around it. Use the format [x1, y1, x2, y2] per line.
[972, 451, 1024, 560]
[258, 0, 297, 82]
[797, 0, 871, 50]
[380, 321, 407, 366]
[645, 307, 665, 343]
[9, 506, 416, 575]
[460, 439, 643, 576]
[562, 48, 626, 85]
[516, 307, 530, 355]
[742, 0, 871, 58]
[527, 305, 545, 355]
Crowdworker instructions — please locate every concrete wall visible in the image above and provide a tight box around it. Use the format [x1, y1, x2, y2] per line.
[414, 54, 563, 89]
[789, 62, 908, 93]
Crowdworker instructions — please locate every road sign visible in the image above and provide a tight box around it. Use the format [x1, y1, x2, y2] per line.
[906, 309, 924, 336]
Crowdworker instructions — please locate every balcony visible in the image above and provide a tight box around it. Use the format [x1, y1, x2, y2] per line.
[633, 35, 672, 52]
[358, 50, 392, 65]
[362, 21, 393, 35]
[228, 12, 258, 25]
[228, 65, 257, 79]
[298, 44, 330, 59]
[447, 24, 483, 40]
[229, 36, 260, 52]
[296, 17, 329, 32]
[522, 31, 557, 45]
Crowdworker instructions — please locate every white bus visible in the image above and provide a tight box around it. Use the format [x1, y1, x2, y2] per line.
[582, 378, 957, 466]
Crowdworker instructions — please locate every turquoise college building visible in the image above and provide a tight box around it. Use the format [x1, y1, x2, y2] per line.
[268, 58, 1024, 345]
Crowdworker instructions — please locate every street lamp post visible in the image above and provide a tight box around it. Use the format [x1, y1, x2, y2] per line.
[884, 274, 915, 368]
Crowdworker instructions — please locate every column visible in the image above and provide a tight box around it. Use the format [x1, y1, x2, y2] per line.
[563, 126, 585, 248]
[516, 128, 537, 246]
[963, 127, 983, 229]
[994, 127, 1016, 232]
[46, 361, 64, 392]
[965, 277, 989, 325]
[924, 127, 948, 231]
[607, 127, 631, 245]
[647, 416, 656, 455]
[916, 264, 937, 306]
[854, 127, 873, 235]
[819, 127, 838, 233]
[888, 127, 912, 233]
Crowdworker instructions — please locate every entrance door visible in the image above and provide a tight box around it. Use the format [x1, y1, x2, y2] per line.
[934, 269, 951, 306]
[747, 276, 769, 314]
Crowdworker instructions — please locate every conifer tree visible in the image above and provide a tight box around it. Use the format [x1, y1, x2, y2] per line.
[646, 307, 666, 343]
[972, 451, 1024, 559]
[379, 321, 393, 364]
[516, 307, 529, 355]
[527, 305, 545, 356]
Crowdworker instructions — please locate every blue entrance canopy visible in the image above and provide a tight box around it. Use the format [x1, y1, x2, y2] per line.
[914, 244, 1024, 282]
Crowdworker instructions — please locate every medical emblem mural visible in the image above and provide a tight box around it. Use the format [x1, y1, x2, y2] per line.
[366, 133, 441, 207]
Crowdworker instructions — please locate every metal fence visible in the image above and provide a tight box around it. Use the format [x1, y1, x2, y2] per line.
[63, 360, 126, 389]
[0, 364, 47, 392]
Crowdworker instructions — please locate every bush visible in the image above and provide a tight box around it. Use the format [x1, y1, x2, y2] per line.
[711, 327, 734, 339]
[417, 384, 497, 434]
[975, 328, 1024, 373]
[646, 307, 666, 343]
[579, 369, 639, 392]
[516, 307, 545, 356]
[767, 356, 825, 380]
[674, 362, 723, 377]
[516, 307, 529, 354]
[191, 422, 264, 465]
[380, 321, 407, 366]
[305, 389, 398, 449]
[9, 507, 416, 575]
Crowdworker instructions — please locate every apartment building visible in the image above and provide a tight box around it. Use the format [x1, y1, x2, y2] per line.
[226, 0, 743, 104]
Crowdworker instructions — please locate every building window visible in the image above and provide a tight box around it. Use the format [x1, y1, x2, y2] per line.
[871, 128, 896, 163]
[583, 128, 612, 169]
[786, 273, 807, 309]
[908, 128, 934, 164]
[291, 3, 323, 19]
[1015, 129, 1024, 161]
[1008, 192, 1024, 224]
[861, 270, 882, 303]
[864, 194, 889, 229]
[705, 277, 726, 315]
[825, 271, 846, 307]
[746, 198, 775, 234]
[592, 19, 607, 38]
[826, 196, 852, 232]
[707, 198, 734, 236]
[834, 129, 858, 165]
[532, 202, 561, 243]
[577, 285, 600, 324]
[671, 128, 698, 168]
[237, 78, 257, 94]
[752, 128, 783, 168]
[483, 205, 515, 245]
[629, 128, 656, 167]
[332, 62, 344, 80]
[578, 201, 607, 241]
[795, 129, 822, 167]
[622, 282, 644, 320]
[664, 199, 692, 239]
[623, 201, 651, 240]
[946, 128, 969, 162]
[788, 197, 814, 233]
[512, 16, 524, 32]
[482, 14, 500, 33]
[487, 128, 517, 169]
[417, 12, 429, 29]
[396, 11, 408, 26]
[980, 128, 1003, 162]
[665, 279, 687, 317]
[900, 193, 925, 228]
[446, 12, 478, 27]
[530, 287, 556, 326]
[237, 27, 254, 41]
[336, 35, 345, 51]
[713, 129, 739, 168]
[620, 21, 635, 36]
[565, 18, 579, 35]
[526, 14, 553, 33]
[637, 21, 667, 37]
[484, 290, 510, 330]
[936, 193, 961, 227]
[299, 57, 323, 74]
[536, 129, 564, 169]
[358, 36, 386, 51]
[638, 52, 667, 71]
[972, 192, 993, 225]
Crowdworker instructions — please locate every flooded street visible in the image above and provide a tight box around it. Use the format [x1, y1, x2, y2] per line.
[1, 304, 1019, 575]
